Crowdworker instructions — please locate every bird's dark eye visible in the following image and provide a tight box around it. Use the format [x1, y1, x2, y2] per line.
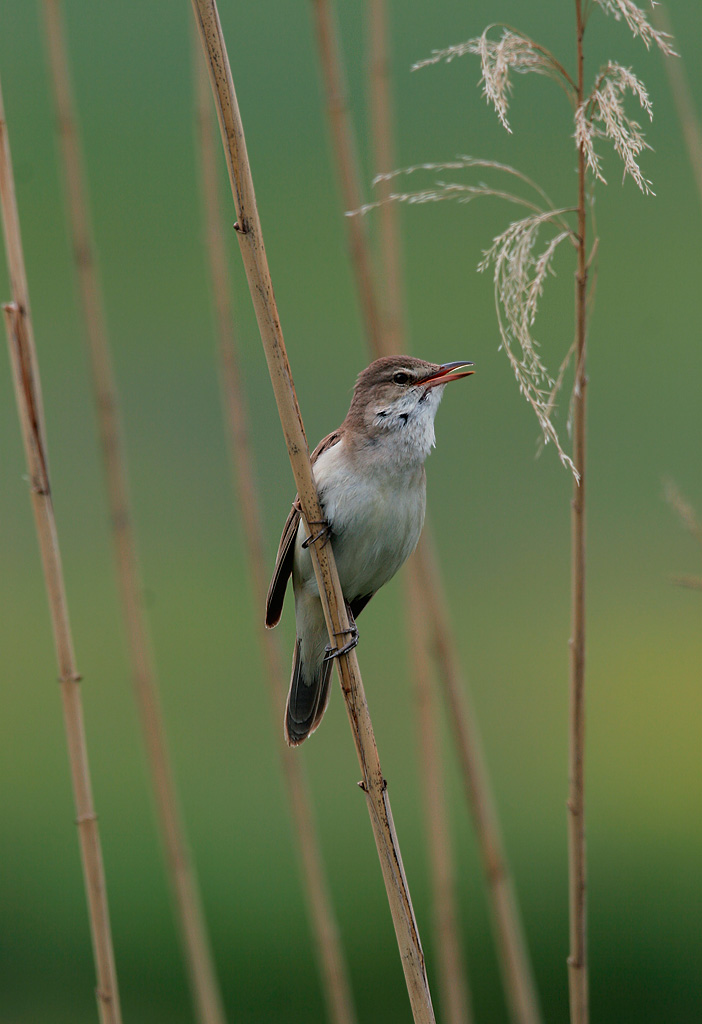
[393, 371, 410, 385]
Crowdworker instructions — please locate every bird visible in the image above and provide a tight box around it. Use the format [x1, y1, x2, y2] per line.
[265, 355, 473, 746]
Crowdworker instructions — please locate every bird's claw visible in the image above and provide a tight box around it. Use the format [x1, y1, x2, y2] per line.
[293, 498, 332, 549]
[323, 624, 359, 662]
[302, 520, 331, 549]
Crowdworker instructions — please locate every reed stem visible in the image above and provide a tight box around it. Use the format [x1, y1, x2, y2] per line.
[193, 39, 357, 1024]
[653, 4, 702, 211]
[568, 4, 589, 1022]
[39, 6, 227, 1021]
[190, 3, 435, 1020]
[408, 575, 473, 1024]
[412, 538, 541, 1024]
[366, 5, 473, 1017]
[309, 0, 383, 352]
[367, 0, 405, 351]
[0, 74, 122, 1024]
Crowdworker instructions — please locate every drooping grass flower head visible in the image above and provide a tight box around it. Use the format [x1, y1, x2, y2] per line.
[358, 2, 676, 476]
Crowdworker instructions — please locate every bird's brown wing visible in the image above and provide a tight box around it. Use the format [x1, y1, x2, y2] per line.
[264, 503, 300, 628]
[265, 430, 342, 628]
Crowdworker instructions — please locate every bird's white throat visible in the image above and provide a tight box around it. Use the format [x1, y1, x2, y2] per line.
[363, 381, 446, 469]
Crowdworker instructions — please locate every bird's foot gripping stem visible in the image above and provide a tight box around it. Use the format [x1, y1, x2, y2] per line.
[293, 498, 332, 550]
[323, 626, 359, 662]
[323, 604, 359, 661]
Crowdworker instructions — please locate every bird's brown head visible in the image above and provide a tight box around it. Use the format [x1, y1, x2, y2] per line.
[345, 355, 473, 460]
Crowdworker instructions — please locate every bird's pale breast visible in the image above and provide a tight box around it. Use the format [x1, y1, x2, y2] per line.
[294, 439, 426, 602]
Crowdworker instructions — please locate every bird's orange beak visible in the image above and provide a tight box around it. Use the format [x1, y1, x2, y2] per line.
[418, 361, 474, 390]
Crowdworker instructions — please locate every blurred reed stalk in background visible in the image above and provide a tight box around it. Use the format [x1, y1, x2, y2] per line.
[653, 13, 702, 594]
[408, 572, 474, 1024]
[0, 73, 122, 1024]
[192, 34, 358, 1024]
[309, 0, 383, 355]
[367, 4, 471, 1022]
[366, 0, 405, 354]
[309, 3, 541, 1024]
[39, 4, 227, 1023]
[653, 4, 702, 211]
[190, 1, 436, 1020]
[392, 4, 676, 1021]
[664, 481, 702, 591]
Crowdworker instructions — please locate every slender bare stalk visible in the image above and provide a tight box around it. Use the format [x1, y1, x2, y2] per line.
[367, 0, 405, 351]
[193, 41, 357, 1024]
[39, 6, 226, 1023]
[190, 3, 435, 1021]
[652, 4, 702, 210]
[309, 0, 383, 353]
[568, 4, 589, 1022]
[408, 578, 473, 1024]
[400, 5, 666, 1020]
[366, 6, 474, 1019]
[0, 78, 121, 1024]
[313, 6, 542, 1023]
[410, 539, 541, 1024]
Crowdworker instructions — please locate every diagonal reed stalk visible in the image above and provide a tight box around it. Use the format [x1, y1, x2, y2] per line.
[652, 4, 702, 211]
[0, 76, 122, 1024]
[39, 5, 227, 1023]
[190, 2, 435, 1021]
[192, 37, 357, 1024]
[408, 576, 474, 1024]
[569, 4, 588, 1021]
[410, 536, 540, 1024]
[310, 5, 541, 1024]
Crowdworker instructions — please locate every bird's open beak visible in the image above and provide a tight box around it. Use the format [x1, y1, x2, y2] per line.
[418, 360, 474, 390]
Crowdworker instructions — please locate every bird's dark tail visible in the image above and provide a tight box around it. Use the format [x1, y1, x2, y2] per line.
[284, 638, 333, 746]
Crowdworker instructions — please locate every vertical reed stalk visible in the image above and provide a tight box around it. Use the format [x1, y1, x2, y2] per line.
[40, 5, 226, 1022]
[0, 76, 122, 1024]
[309, 0, 383, 351]
[366, 0, 405, 351]
[312, 6, 541, 1023]
[190, 3, 435, 1020]
[366, 5, 473, 1018]
[409, 577, 473, 1024]
[411, 539, 541, 1024]
[193, 40, 357, 1024]
[569, 4, 589, 1023]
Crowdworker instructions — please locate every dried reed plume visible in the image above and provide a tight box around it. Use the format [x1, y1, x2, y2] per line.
[191, 1, 435, 1019]
[369, 5, 672, 471]
[39, 5, 227, 1021]
[0, 76, 122, 1024]
[396, 4, 673, 1023]
[192, 35, 357, 1024]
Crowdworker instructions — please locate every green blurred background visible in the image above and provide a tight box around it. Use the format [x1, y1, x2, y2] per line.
[1, 1, 700, 1021]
